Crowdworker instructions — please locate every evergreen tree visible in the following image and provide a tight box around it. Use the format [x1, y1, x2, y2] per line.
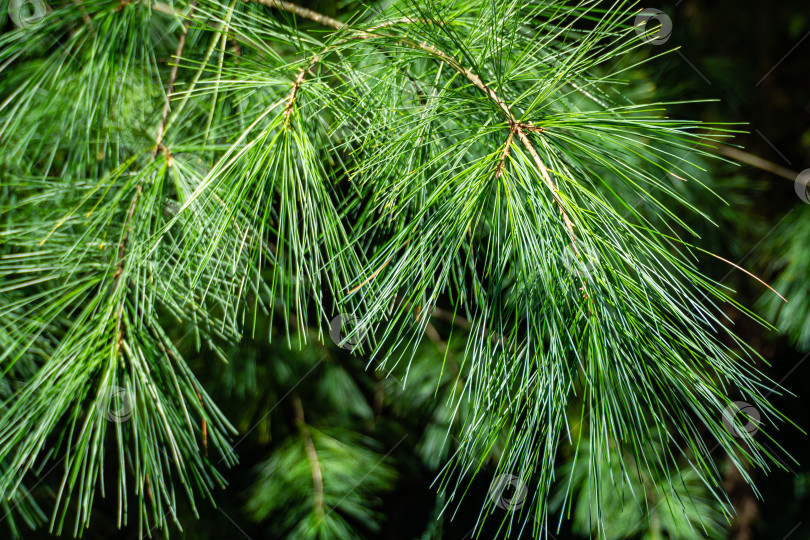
[0, 0, 797, 538]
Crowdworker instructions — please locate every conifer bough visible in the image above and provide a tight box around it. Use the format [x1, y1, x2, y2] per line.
[0, 0, 791, 538]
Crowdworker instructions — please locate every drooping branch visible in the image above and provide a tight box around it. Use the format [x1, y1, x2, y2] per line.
[246, 0, 512, 118]
[116, 2, 194, 281]
[154, 2, 196, 154]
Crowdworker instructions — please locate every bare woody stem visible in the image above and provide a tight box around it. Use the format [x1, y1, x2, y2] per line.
[276, 8, 427, 127]
[495, 124, 517, 179]
[113, 185, 143, 282]
[251, 0, 513, 119]
[713, 143, 798, 182]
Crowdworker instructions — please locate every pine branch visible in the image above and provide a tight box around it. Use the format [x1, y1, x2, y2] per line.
[255, 0, 582, 255]
[154, 2, 195, 153]
[292, 394, 325, 521]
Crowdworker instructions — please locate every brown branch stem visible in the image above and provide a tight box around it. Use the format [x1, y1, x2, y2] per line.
[495, 124, 517, 179]
[253, 0, 343, 29]
[114, 9, 195, 357]
[229, 1, 587, 303]
[117, 5, 194, 282]
[113, 185, 143, 282]
[515, 126, 578, 243]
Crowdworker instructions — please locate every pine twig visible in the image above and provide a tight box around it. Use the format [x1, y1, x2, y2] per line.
[253, 0, 343, 29]
[254, 0, 580, 245]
